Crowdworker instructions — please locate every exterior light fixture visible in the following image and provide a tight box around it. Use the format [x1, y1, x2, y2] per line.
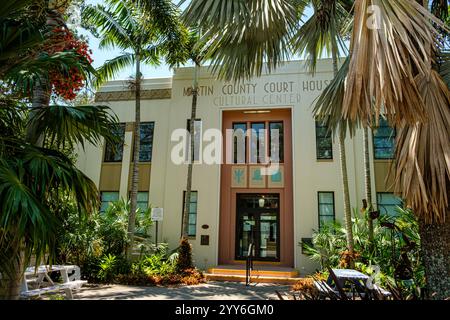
[243, 110, 271, 114]
[258, 196, 265, 208]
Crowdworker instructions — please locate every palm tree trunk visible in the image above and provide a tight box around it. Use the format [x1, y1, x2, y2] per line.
[4, 79, 51, 299]
[363, 127, 375, 246]
[332, 45, 355, 256]
[26, 77, 51, 146]
[127, 53, 141, 259]
[338, 130, 355, 255]
[419, 209, 450, 300]
[182, 63, 200, 239]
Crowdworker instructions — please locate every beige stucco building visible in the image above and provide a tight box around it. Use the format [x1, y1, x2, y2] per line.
[76, 59, 399, 275]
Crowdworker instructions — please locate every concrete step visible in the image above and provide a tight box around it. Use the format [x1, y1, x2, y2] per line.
[208, 267, 299, 278]
[205, 273, 300, 285]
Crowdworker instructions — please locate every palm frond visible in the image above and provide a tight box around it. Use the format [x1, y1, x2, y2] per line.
[291, 0, 349, 74]
[94, 53, 135, 88]
[4, 51, 95, 96]
[313, 56, 360, 136]
[343, 0, 447, 126]
[81, 3, 133, 51]
[438, 49, 450, 88]
[183, 0, 300, 80]
[26, 104, 120, 151]
[393, 68, 450, 223]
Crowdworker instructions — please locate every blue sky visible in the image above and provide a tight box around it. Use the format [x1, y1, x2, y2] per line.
[79, 0, 313, 81]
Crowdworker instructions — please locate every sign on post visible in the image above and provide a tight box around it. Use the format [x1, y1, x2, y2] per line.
[151, 208, 164, 222]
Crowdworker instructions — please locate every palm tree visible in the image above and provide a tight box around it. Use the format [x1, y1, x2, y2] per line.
[290, 0, 355, 257]
[183, 0, 450, 298]
[0, 0, 120, 300]
[82, 0, 187, 258]
[180, 30, 207, 239]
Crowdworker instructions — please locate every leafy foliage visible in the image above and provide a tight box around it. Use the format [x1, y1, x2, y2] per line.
[302, 207, 424, 298]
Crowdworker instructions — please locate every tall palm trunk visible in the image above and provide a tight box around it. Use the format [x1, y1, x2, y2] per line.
[26, 77, 51, 146]
[127, 52, 141, 259]
[3, 79, 52, 299]
[182, 62, 200, 238]
[332, 46, 354, 256]
[363, 127, 375, 247]
[419, 208, 450, 300]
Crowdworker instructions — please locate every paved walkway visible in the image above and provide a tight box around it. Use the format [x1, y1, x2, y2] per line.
[76, 282, 290, 300]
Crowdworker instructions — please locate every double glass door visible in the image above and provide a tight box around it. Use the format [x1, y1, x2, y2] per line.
[235, 194, 280, 261]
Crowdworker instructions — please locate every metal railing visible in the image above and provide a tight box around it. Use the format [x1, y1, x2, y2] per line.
[245, 243, 254, 286]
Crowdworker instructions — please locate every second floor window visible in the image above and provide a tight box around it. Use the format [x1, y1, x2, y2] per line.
[104, 123, 125, 162]
[373, 118, 396, 159]
[315, 120, 333, 160]
[186, 119, 202, 162]
[138, 122, 154, 162]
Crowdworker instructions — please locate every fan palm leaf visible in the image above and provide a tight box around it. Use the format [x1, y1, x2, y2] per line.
[393, 68, 450, 223]
[343, 0, 446, 126]
[26, 104, 120, 149]
[183, 0, 301, 80]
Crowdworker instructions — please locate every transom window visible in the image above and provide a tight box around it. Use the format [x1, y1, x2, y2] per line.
[232, 121, 284, 164]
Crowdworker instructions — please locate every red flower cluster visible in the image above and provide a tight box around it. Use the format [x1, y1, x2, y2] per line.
[46, 27, 93, 100]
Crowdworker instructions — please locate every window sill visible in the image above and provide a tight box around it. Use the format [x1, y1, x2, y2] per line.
[316, 159, 333, 162]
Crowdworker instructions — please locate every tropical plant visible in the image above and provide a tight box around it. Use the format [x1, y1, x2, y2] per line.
[183, 0, 450, 299]
[81, 0, 188, 257]
[302, 207, 424, 299]
[0, 0, 119, 300]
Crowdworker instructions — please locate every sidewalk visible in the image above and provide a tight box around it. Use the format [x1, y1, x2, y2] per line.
[76, 282, 290, 300]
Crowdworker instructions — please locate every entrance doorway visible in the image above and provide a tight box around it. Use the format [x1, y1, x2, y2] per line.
[235, 194, 280, 261]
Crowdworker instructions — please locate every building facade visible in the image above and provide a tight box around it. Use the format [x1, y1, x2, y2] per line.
[76, 59, 400, 274]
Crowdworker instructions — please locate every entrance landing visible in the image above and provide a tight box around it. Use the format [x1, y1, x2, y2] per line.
[206, 265, 301, 284]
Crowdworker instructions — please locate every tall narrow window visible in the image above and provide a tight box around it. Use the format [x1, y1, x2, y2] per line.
[182, 191, 198, 237]
[100, 191, 119, 213]
[269, 122, 284, 163]
[250, 122, 265, 163]
[186, 119, 202, 162]
[373, 118, 396, 159]
[377, 193, 403, 216]
[139, 122, 154, 162]
[315, 120, 333, 160]
[318, 192, 335, 230]
[104, 123, 125, 162]
[233, 123, 247, 164]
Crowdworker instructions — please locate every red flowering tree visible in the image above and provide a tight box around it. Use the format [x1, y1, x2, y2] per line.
[45, 27, 93, 100]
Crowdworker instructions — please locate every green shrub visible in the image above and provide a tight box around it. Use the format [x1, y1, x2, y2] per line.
[301, 207, 424, 297]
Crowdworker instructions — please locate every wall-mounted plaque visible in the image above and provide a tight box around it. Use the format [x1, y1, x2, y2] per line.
[268, 166, 284, 188]
[249, 166, 266, 188]
[201, 235, 210, 246]
[231, 166, 247, 188]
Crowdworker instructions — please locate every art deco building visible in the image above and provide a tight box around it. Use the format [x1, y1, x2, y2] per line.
[76, 59, 400, 275]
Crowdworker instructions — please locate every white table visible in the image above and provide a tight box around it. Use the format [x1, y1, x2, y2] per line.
[21, 265, 84, 299]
